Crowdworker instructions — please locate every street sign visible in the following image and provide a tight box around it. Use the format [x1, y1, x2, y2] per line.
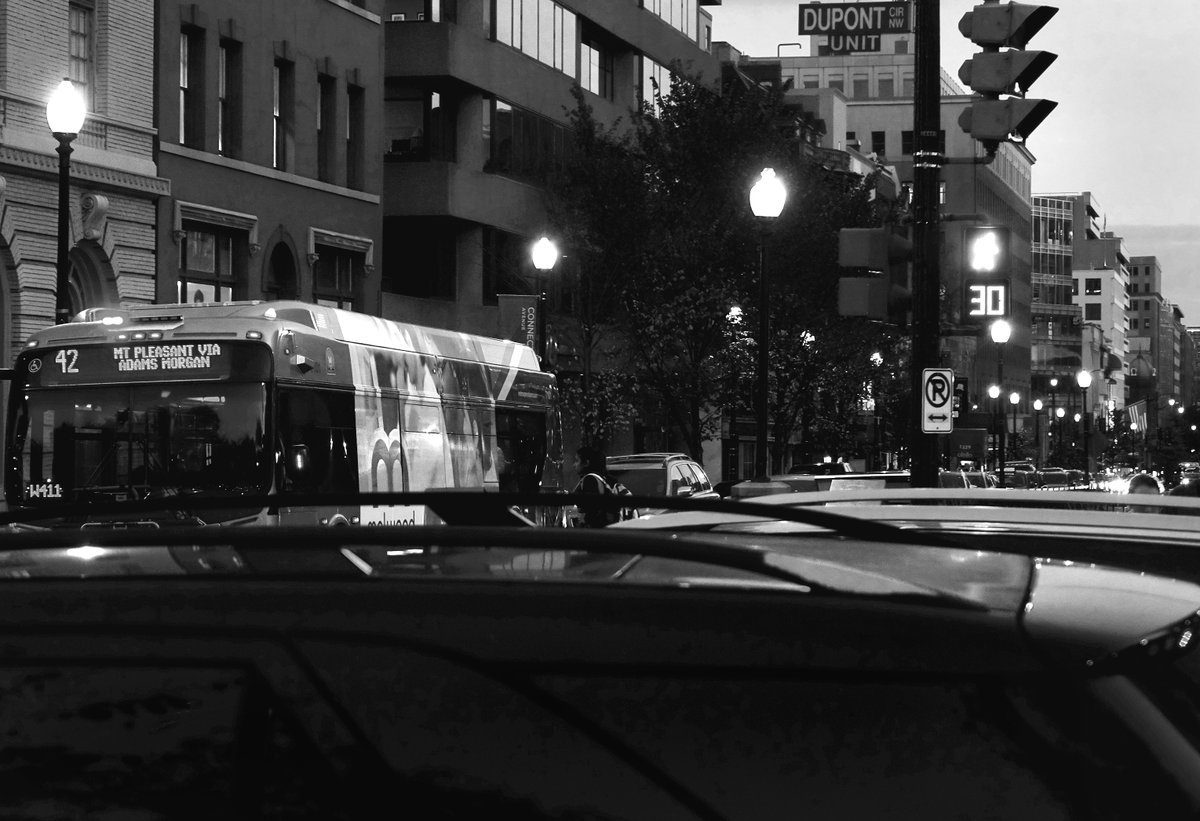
[798, 2, 912, 36]
[922, 368, 954, 434]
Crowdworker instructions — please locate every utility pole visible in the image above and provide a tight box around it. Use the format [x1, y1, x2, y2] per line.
[910, 0, 942, 487]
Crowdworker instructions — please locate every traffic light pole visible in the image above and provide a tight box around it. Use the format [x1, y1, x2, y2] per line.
[910, 0, 942, 488]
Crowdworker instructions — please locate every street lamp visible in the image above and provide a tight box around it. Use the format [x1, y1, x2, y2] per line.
[988, 383, 1001, 479]
[1077, 369, 1092, 486]
[47, 78, 87, 325]
[1009, 391, 1020, 475]
[989, 319, 1011, 485]
[530, 236, 558, 368]
[1033, 398, 1043, 467]
[749, 167, 787, 480]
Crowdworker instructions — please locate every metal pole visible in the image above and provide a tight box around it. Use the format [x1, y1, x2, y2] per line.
[54, 133, 76, 325]
[536, 275, 547, 367]
[997, 345, 1005, 486]
[1082, 386, 1091, 486]
[754, 229, 770, 480]
[910, 0, 942, 487]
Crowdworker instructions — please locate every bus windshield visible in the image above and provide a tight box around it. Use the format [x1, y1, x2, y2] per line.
[11, 383, 269, 504]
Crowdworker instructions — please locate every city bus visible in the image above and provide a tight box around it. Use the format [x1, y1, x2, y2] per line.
[3, 300, 563, 526]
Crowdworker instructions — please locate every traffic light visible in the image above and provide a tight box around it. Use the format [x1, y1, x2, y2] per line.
[836, 227, 912, 324]
[962, 225, 1011, 322]
[958, 3, 1058, 154]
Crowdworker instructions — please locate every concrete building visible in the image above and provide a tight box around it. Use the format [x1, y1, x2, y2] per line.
[154, 0, 385, 313]
[0, 0, 167, 366]
[379, 0, 721, 334]
[1031, 193, 1129, 443]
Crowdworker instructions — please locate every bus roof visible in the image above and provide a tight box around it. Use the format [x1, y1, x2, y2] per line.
[37, 300, 543, 373]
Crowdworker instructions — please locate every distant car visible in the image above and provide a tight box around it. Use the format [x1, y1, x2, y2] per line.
[1037, 467, 1070, 489]
[788, 462, 855, 476]
[605, 453, 718, 509]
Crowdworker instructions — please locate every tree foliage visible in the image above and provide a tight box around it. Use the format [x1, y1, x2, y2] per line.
[547, 69, 900, 463]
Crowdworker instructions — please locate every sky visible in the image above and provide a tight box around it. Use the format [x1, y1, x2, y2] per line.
[706, 0, 1200, 320]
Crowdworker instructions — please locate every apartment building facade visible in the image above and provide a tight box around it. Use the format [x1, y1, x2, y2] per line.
[0, 0, 167, 366]
[155, 0, 385, 313]
[379, 0, 720, 334]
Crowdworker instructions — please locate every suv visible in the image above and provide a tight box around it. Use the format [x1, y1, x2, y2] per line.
[606, 453, 718, 505]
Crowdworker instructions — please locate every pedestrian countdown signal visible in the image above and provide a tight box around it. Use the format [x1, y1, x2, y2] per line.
[963, 225, 1011, 321]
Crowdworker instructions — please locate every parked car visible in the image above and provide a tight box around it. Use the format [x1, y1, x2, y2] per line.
[605, 453, 719, 511]
[5, 489, 1200, 817]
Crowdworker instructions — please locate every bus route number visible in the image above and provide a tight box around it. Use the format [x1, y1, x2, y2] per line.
[55, 349, 80, 374]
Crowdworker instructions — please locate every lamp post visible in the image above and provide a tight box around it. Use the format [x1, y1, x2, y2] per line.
[989, 319, 1011, 486]
[749, 168, 787, 480]
[1033, 398, 1043, 467]
[530, 236, 558, 368]
[1009, 391, 1020, 469]
[988, 383, 1001, 480]
[1077, 369, 1092, 486]
[47, 78, 87, 325]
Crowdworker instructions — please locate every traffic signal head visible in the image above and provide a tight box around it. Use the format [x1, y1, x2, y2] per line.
[958, 98, 1058, 144]
[958, 2, 1057, 48]
[837, 227, 911, 271]
[958, 2, 1058, 153]
[958, 50, 1056, 96]
[837, 227, 912, 324]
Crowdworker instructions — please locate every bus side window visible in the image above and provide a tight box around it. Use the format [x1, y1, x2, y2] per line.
[495, 409, 545, 494]
[277, 387, 357, 494]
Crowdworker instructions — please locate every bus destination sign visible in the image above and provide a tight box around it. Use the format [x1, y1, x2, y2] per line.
[26, 342, 237, 386]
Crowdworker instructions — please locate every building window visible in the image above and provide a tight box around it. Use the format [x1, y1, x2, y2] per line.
[852, 76, 869, 98]
[642, 0, 698, 40]
[871, 131, 885, 156]
[69, 1, 95, 109]
[900, 72, 914, 96]
[642, 56, 673, 107]
[347, 84, 365, 188]
[483, 97, 569, 184]
[1072, 279, 1079, 296]
[482, 226, 533, 304]
[1084, 303, 1101, 321]
[1085, 277, 1102, 296]
[495, 0, 577, 79]
[382, 217, 456, 299]
[273, 60, 294, 171]
[218, 41, 242, 158]
[580, 39, 613, 100]
[179, 27, 205, 148]
[878, 76, 894, 98]
[179, 227, 235, 304]
[313, 244, 362, 310]
[901, 130, 913, 155]
[895, 38, 909, 55]
[318, 74, 336, 183]
[1130, 318, 1139, 330]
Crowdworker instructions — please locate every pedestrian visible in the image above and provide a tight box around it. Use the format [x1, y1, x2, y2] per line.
[572, 445, 611, 528]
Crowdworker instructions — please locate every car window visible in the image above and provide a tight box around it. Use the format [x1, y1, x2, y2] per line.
[609, 468, 665, 496]
[691, 463, 712, 491]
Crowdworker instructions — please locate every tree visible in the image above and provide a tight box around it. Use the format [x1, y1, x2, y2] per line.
[548, 69, 897, 463]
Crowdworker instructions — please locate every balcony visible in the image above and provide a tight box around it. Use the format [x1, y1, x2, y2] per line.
[383, 161, 545, 235]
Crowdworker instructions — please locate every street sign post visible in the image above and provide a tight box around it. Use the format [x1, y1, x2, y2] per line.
[922, 368, 954, 434]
